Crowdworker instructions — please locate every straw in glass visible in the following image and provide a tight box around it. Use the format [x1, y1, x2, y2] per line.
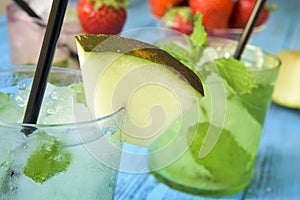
[22, 0, 69, 135]
[234, 0, 267, 60]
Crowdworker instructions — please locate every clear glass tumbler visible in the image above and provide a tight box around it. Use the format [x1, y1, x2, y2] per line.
[6, 1, 82, 69]
[0, 66, 123, 200]
[148, 38, 281, 196]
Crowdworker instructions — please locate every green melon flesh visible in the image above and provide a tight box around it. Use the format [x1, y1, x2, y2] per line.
[272, 51, 300, 108]
[75, 35, 204, 146]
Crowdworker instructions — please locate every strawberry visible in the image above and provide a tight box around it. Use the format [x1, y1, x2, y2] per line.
[189, 0, 234, 29]
[172, 15, 193, 35]
[161, 6, 193, 35]
[77, 0, 127, 34]
[148, 0, 187, 18]
[229, 0, 270, 28]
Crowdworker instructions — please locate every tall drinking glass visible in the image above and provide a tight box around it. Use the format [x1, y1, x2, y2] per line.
[0, 67, 123, 200]
[148, 38, 281, 196]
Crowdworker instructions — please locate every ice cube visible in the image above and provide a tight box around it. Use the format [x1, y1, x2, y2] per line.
[38, 84, 90, 124]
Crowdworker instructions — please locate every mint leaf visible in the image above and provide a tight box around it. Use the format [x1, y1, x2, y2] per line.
[155, 13, 207, 75]
[188, 123, 252, 185]
[213, 57, 255, 95]
[0, 92, 23, 122]
[234, 84, 274, 124]
[70, 83, 86, 104]
[185, 13, 207, 67]
[24, 132, 71, 183]
[190, 13, 207, 49]
[0, 92, 11, 107]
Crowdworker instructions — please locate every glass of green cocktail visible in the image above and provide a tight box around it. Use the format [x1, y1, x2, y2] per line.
[0, 66, 123, 200]
[148, 35, 281, 196]
[73, 14, 280, 196]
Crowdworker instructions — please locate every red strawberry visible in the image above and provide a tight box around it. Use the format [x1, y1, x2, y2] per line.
[161, 6, 193, 35]
[172, 15, 193, 35]
[229, 0, 270, 28]
[189, 0, 234, 29]
[77, 0, 127, 34]
[148, 0, 187, 18]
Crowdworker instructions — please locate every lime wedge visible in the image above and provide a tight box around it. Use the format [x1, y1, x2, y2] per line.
[75, 34, 204, 146]
[272, 50, 300, 108]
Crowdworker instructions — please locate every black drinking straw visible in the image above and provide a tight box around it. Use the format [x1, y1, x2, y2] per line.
[22, 0, 69, 136]
[12, 0, 79, 65]
[233, 0, 267, 60]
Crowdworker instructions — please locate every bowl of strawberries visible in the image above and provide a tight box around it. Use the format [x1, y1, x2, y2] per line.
[149, 0, 274, 40]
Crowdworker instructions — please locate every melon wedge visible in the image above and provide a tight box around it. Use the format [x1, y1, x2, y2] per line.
[272, 51, 300, 108]
[75, 34, 204, 146]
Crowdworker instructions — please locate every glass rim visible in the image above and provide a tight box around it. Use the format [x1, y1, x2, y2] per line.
[206, 24, 266, 34]
[160, 16, 266, 34]
[207, 37, 282, 71]
[0, 66, 125, 129]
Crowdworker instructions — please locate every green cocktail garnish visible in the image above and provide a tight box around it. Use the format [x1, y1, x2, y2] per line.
[0, 92, 23, 122]
[211, 58, 254, 95]
[0, 92, 10, 106]
[236, 84, 274, 124]
[70, 83, 86, 104]
[156, 13, 255, 95]
[24, 131, 72, 183]
[188, 123, 252, 185]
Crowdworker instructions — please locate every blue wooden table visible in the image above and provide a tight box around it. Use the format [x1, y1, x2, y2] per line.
[0, 0, 299, 199]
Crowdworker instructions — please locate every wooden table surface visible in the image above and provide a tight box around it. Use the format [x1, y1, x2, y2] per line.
[0, 0, 299, 199]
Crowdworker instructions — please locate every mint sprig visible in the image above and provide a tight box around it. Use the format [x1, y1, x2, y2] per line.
[188, 123, 252, 185]
[70, 83, 86, 104]
[0, 93, 10, 106]
[213, 57, 255, 95]
[190, 13, 207, 49]
[155, 13, 207, 75]
[156, 12, 255, 95]
[24, 131, 71, 183]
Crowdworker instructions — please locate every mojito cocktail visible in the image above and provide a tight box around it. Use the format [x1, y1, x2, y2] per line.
[73, 18, 279, 196]
[0, 67, 123, 200]
[148, 37, 281, 196]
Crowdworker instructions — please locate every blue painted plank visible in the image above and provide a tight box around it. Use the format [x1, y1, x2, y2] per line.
[123, 0, 157, 31]
[250, 0, 299, 53]
[244, 104, 300, 199]
[0, 16, 11, 68]
[115, 172, 244, 200]
[286, 4, 300, 50]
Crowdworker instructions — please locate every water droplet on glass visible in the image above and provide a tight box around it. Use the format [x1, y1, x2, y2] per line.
[17, 78, 33, 90]
[50, 91, 59, 100]
[0, 161, 11, 170]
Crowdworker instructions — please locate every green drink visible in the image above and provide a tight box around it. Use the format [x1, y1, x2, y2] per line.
[0, 67, 123, 200]
[73, 15, 279, 196]
[148, 38, 281, 196]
